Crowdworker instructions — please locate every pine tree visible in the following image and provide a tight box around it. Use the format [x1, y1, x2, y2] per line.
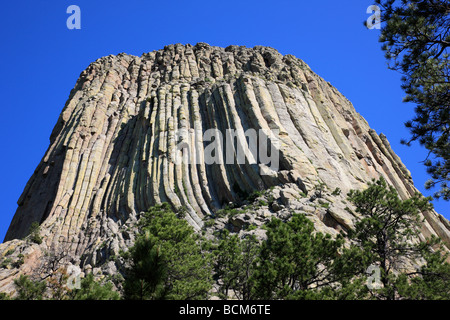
[13, 275, 46, 300]
[251, 213, 359, 300]
[347, 177, 435, 299]
[123, 231, 167, 300]
[396, 241, 450, 299]
[373, 0, 450, 200]
[213, 230, 260, 300]
[11, 270, 119, 300]
[70, 273, 120, 300]
[123, 203, 213, 300]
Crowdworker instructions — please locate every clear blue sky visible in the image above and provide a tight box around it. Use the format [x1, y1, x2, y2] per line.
[0, 0, 447, 241]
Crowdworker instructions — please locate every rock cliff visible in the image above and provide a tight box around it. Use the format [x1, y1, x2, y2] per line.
[1, 43, 449, 292]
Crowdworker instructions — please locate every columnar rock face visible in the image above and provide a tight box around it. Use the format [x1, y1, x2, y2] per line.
[1, 43, 449, 292]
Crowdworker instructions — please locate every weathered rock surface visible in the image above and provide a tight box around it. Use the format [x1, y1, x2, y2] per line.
[1, 43, 449, 293]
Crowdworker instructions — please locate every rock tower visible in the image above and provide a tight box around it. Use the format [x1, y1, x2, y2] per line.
[1, 43, 449, 292]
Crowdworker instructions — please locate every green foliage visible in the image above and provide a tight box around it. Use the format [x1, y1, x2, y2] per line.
[0, 258, 12, 269]
[347, 177, 436, 299]
[4, 181, 448, 301]
[10, 270, 119, 300]
[13, 254, 24, 268]
[331, 187, 341, 196]
[213, 212, 367, 300]
[266, 194, 275, 207]
[299, 191, 308, 198]
[210, 178, 449, 301]
[247, 190, 265, 202]
[319, 201, 330, 209]
[396, 242, 450, 300]
[313, 181, 326, 198]
[0, 292, 11, 300]
[374, 0, 450, 200]
[70, 274, 120, 300]
[1, 253, 25, 269]
[13, 275, 46, 300]
[215, 205, 241, 218]
[202, 218, 216, 228]
[252, 213, 357, 300]
[123, 231, 167, 300]
[258, 199, 268, 206]
[213, 231, 260, 300]
[28, 222, 43, 244]
[124, 203, 213, 300]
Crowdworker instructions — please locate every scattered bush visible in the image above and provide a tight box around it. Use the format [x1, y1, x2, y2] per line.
[28, 222, 42, 245]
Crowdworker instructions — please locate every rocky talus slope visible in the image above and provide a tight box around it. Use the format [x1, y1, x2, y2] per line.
[1, 43, 449, 293]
